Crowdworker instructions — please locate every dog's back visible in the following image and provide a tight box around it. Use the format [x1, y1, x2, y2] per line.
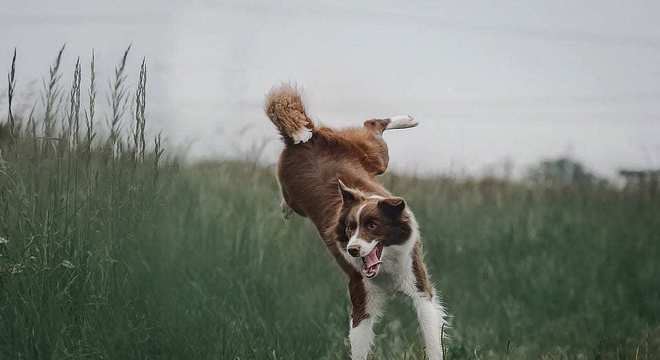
[265, 85, 391, 242]
[278, 128, 391, 239]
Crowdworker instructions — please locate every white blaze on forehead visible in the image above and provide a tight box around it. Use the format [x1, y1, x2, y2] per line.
[347, 203, 367, 244]
[366, 194, 385, 200]
[347, 202, 379, 257]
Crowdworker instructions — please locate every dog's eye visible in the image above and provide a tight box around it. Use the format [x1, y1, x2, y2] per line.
[366, 222, 377, 230]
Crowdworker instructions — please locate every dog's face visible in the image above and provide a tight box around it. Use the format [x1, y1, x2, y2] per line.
[337, 180, 413, 279]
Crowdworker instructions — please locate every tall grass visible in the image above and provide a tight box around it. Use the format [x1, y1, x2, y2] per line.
[0, 46, 171, 359]
[1, 48, 659, 359]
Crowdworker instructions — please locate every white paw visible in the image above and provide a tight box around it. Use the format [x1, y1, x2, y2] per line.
[386, 115, 418, 130]
[291, 127, 313, 144]
[280, 199, 293, 220]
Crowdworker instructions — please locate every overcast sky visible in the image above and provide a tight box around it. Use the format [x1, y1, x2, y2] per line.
[2, 0, 660, 178]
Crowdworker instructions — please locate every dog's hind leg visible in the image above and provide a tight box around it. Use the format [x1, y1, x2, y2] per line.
[361, 120, 391, 175]
[363, 115, 418, 135]
[348, 278, 386, 360]
[361, 115, 418, 175]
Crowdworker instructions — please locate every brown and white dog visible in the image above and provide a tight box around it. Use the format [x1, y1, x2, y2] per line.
[264, 85, 447, 360]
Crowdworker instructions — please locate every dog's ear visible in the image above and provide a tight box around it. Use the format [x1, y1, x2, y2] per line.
[337, 178, 362, 207]
[378, 197, 406, 217]
[363, 119, 390, 135]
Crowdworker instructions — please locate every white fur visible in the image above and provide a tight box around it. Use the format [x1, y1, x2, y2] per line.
[378, 209, 419, 284]
[291, 127, 313, 144]
[385, 115, 418, 130]
[349, 318, 374, 360]
[366, 194, 385, 200]
[276, 176, 294, 220]
[346, 204, 380, 257]
[393, 213, 447, 360]
[347, 237, 379, 258]
[347, 210, 448, 360]
[349, 281, 386, 360]
[412, 292, 446, 360]
[280, 198, 293, 220]
[339, 246, 361, 273]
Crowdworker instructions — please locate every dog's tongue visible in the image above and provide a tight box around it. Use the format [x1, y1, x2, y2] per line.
[364, 247, 381, 268]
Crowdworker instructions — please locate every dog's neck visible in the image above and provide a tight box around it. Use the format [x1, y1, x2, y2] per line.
[381, 210, 420, 271]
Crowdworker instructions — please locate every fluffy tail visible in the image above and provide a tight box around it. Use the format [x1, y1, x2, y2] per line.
[264, 84, 315, 144]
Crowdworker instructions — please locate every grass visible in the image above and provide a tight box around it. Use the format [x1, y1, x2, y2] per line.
[1, 48, 659, 359]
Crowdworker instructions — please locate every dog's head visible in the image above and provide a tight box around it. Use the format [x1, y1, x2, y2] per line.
[336, 179, 413, 279]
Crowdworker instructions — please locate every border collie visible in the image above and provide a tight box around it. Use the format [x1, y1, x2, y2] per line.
[264, 84, 447, 360]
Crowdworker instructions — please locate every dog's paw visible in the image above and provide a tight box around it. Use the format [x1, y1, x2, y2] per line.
[386, 115, 418, 130]
[280, 199, 294, 220]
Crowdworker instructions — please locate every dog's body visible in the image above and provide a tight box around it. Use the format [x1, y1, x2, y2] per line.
[265, 85, 447, 360]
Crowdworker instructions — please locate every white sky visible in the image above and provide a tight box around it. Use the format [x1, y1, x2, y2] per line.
[2, 0, 660, 178]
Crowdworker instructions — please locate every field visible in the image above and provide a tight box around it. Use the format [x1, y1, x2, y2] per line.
[1, 49, 660, 359]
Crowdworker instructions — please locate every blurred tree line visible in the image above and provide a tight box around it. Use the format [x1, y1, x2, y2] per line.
[526, 157, 609, 188]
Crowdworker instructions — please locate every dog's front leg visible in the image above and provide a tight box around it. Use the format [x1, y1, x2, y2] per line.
[410, 290, 446, 360]
[349, 316, 375, 360]
[403, 242, 447, 359]
[348, 278, 384, 360]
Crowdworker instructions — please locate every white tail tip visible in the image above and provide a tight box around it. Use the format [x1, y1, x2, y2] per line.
[291, 127, 313, 144]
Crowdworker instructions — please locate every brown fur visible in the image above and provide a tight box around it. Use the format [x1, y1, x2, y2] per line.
[277, 125, 392, 247]
[267, 85, 427, 328]
[264, 84, 314, 144]
[277, 124, 399, 328]
[412, 242, 433, 298]
[349, 275, 368, 328]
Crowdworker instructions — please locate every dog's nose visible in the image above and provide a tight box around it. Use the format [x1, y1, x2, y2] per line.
[347, 245, 360, 257]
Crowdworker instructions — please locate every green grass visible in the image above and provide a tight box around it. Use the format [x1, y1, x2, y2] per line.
[1, 48, 659, 359]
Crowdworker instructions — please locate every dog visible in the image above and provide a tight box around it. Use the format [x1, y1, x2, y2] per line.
[264, 85, 447, 360]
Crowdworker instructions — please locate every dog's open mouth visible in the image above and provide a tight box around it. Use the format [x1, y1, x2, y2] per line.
[362, 243, 384, 279]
